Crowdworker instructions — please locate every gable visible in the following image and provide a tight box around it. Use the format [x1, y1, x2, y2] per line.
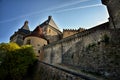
[48, 17, 59, 30]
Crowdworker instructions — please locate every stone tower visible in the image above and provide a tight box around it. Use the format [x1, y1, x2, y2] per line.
[102, 0, 120, 29]
[24, 26, 47, 58]
[10, 21, 30, 46]
[23, 16, 62, 59]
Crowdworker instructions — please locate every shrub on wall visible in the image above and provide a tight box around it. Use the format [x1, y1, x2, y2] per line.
[101, 34, 110, 45]
[86, 43, 96, 50]
[0, 43, 37, 80]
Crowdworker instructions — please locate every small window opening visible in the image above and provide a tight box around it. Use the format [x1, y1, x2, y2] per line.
[26, 39, 31, 45]
[38, 50, 40, 53]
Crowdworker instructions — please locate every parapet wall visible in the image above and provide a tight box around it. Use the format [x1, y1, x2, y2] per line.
[63, 29, 78, 38]
[35, 61, 103, 80]
[63, 28, 85, 38]
[43, 22, 109, 64]
[42, 22, 120, 79]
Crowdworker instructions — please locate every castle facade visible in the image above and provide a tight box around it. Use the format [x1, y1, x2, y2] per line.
[10, 0, 120, 79]
[10, 16, 84, 57]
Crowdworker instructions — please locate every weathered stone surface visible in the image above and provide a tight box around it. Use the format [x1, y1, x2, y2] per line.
[33, 61, 105, 80]
[43, 27, 120, 80]
[37, 0, 120, 79]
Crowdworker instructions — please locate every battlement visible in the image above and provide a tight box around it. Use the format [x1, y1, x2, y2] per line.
[44, 22, 109, 48]
[63, 29, 78, 31]
[63, 28, 85, 38]
[65, 22, 109, 40]
[63, 28, 85, 31]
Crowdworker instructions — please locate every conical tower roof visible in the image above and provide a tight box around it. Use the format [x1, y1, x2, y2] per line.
[26, 26, 45, 39]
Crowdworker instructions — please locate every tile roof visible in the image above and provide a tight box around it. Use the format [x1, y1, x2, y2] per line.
[25, 26, 46, 40]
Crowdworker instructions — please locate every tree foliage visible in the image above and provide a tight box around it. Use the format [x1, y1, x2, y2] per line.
[0, 43, 37, 80]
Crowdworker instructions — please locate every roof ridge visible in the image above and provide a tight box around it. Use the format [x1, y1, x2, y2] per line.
[47, 16, 59, 30]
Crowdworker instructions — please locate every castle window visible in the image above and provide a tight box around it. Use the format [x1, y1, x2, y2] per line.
[38, 50, 40, 53]
[37, 44, 40, 46]
[49, 29, 51, 33]
[26, 39, 31, 45]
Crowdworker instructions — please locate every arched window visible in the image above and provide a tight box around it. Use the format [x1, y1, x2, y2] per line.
[26, 39, 31, 45]
[38, 50, 40, 53]
[49, 29, 51, 33]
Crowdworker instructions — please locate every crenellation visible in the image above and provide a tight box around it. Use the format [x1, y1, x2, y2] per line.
[47, 23, 105, 48]
[43, 22, 112, 65]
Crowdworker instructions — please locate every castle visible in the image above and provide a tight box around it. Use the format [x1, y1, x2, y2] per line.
[10, 21, 31, 46]
[10, 16, 85, 57]
[10, 0, 120, 79]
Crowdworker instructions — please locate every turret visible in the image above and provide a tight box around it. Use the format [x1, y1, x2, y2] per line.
[10, 21, 30, 46]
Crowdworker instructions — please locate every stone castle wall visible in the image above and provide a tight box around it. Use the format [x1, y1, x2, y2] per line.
[40, 1, 120, 79]
[62, 29, 120, 79]
[43, 22, 109, 64]
[42, 23, 120, 79]
[24, 36, 47, 57]
[63, 29, 79, 38]
[33, 61, 104, 80]
[63, 28, 85, 38]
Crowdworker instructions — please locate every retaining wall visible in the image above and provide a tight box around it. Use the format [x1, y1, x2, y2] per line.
[42, 22, 120, 79]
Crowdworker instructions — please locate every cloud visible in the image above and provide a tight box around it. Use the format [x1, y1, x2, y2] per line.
[46, 0, 91, 11]
[54, 4, 102, 13]
[0, 0, 91, 23]
[0, 10, 46, 24]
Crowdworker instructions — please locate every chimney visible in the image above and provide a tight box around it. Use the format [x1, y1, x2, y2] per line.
[21, 20, 30, 30]
[48, 16, 52, 20]
[24, 20, 28, 26]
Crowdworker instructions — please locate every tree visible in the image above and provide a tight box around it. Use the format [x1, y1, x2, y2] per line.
[0, 43, 37, 80]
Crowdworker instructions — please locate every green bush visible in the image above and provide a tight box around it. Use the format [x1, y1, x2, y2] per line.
[101, 34, 110, 45]
[0, 43, 37, 80]
[86, 43, 96, 50]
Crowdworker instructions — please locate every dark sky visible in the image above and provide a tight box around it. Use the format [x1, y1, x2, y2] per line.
[0, 0, 109, 43]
